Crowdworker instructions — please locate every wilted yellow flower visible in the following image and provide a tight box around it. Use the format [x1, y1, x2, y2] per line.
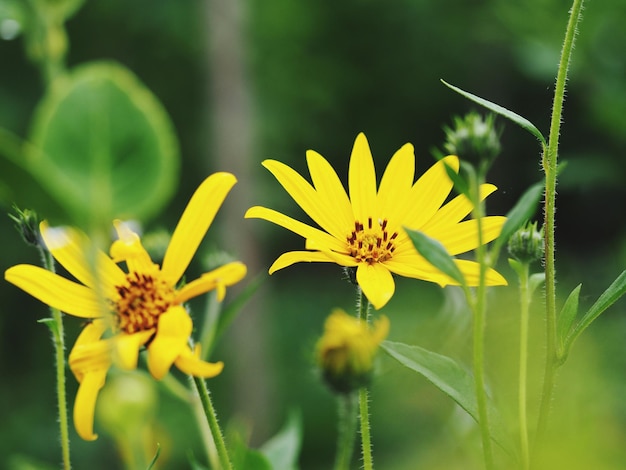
[5, 173, 247, 440]
[246, 133, 506, 309]
[317, 309, 389, 393]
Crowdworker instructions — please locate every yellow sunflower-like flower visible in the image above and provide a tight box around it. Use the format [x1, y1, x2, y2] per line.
[245, 133, 506, 310]
[5, 173, 247, 441]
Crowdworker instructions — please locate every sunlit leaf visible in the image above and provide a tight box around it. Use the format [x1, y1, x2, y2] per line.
[259, 411, 302, 470]
[441, 80, 547, 148]
[556, 284, 582, 362]
[565, 270, 626, 354]
[28, 61, 179, 228]
[381, 341, 511, 454]
[405, 229, 466, 287]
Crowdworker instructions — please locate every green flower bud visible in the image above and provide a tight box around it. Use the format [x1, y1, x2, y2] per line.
[9, 206, 41, 247]
[443, 112, 502, 168]
[508, 221, 544, 264]
[316, 309, 389, 394]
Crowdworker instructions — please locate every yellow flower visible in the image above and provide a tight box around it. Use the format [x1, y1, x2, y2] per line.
[317, 309, 389, 393]
[245, 133, 506, 309]
[5, 173, 247, 441]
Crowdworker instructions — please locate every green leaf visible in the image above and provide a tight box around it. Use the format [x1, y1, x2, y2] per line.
[405, 229, 466, 287]
[28, 61, 179, 228]
[259, 411, 302, 470]
[441, 80, 547, 148]
[565, 270, 626, 354]
[441, 159, 469, 197]
[529, 272, 546, 298]
[146, 443, 161, 470]
[381, 341, 511, 454]
[492, 181, 544, 256]
[556, 284, 582, 361]
[230, 434, 272, 470]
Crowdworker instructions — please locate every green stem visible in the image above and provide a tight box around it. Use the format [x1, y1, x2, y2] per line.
[535, 0, 585, 453]
[356, 288, 374, 470]
[470, 172, 494, 470]
[192, 376, 232, 470]
[517, 262, 531, 470]
[40, 248, 71, 470]
[334, 393, 358, 470]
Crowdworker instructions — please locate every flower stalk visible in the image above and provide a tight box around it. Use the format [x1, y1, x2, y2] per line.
[535, 0, 585, 454]
[334, 393, 358, 470]
[356, 288, 374, 470]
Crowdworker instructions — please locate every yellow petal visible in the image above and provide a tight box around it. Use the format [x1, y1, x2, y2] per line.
[422, 184, 497, 230]
[175, 261, 247, 303]
[377, 143, 415, 224]
[268, 250, 355, 274]
[73, 368, 107, 441]
[147, 306, 192, 380]
[245, 206, 346, 252]
[456, 260, 508, 286]
[384, 254, 454, 285]
[68, 320, 111, 381]
[114, 330, 155, 370]
[175, 346, 224, 378]
[40, 222, 125, 297]
[263, 159, 348, 240]
[356, 263, 395, 310]
[5, 265, 104, 318]
[162, 173, 237, 286]
[425, 216, 506, 256]
[399, 156, 459, 230]
[348, 133, 378, 224]
[111, 220, 154, 273]
[306, 150, 354, 234]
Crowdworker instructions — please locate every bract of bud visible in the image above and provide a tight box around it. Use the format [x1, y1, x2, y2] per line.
[443, 112, 502, 168]
[508, 221, 544, 264]
[316, 309, 389, 394]
[9, 206, 41, 247]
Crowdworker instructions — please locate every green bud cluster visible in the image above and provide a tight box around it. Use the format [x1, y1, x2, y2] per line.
[508, 221, 544, 264]
[443, 112, 502, 167]
[9, 206, 41, 247]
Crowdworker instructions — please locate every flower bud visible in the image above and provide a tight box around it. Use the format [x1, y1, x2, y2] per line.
[316, 309, 389, 394]
[508, 221, 544, 264]
[9, 206, 41, 247]
[443, 112, 502, 168]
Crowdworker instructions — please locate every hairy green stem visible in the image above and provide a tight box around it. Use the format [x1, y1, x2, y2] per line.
[535, 0, 585, 454]
[517, 262, 531, 470]
[469, 171, 494, 470]
[192, 376, 232, 470]
[40, 248, 71, 470]
[334, 393, 358, 470]
[356, 288, 374, 470]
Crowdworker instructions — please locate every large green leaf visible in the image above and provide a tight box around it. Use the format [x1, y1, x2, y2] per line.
[259, 411, 302, 470]
[381, 341, 511, 454]
[28, 61, 179, 227]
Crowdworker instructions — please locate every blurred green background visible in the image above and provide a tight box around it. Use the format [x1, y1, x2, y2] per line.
[1, 0, 625, 468]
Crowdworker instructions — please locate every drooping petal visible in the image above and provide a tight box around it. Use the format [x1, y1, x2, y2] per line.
[175, 345, 224, 378]
[68, 320, 111, 381]
[5, 265, 105, 318]
[377, 143, 415, 223]
[263, 159, 347, 240]
[356, 263, 395, 310]
[40, 222, 125, 297]
[398, 156, 459, 230]
[73, 369, 107, 441]
[113, 330, 155, 370]
[147, 306, 192, 380]
[422, 184, 497, 230]
[348, 133, 378, 224]
[306, 150, 354, 233]
[175, 261, 247, 303]
[162, 172, 237, 286]
[268, 250, 355, 274]
[245, 206, 346, 252]
[111, 221, 155, 273]
[425, 216, 506, 256]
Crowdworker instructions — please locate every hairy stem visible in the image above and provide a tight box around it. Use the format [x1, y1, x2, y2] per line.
[356, 288, 374, 470]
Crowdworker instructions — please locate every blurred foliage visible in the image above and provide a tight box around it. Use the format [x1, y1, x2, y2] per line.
[1, 0, 625, 468]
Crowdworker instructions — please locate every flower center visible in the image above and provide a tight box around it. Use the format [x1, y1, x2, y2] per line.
[347, 217, 398, 264]
[113, 271, 175, 334]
